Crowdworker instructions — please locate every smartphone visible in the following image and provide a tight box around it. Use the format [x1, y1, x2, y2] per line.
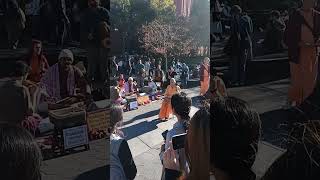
[162, 130, 168, 140]
[172, 133, 187, 150]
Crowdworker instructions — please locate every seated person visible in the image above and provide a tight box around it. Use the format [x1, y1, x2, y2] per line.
[118, 74, 125, 89]
[39, 49, 91, 109]
[145, 77, 158, 95]
[124, 77, 138, 96]
[26, 40, 49, 83]
[0, 61, 33, 125]
[0, 61, 42, 135]
[110, 82, 126, 105]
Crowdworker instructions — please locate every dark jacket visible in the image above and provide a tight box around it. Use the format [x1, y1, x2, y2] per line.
[0, 79, 29, 124]
[80, 6, 109, 48]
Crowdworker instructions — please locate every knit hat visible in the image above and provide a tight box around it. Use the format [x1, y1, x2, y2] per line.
[58, 49, 74, 62]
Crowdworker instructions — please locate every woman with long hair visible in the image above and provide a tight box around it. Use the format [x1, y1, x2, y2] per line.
[110, 105, 137, 180]
[163, 107, 210, 180]
[161, 92, 192, 178]
[26, 40, 49, 83]
[159, 78, 181, 121]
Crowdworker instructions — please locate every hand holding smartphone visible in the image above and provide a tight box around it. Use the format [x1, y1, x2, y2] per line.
[172, 133, 187, 150]
[162, 130, 168, 140]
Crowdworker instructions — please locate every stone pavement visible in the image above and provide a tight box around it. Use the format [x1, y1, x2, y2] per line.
[40, 79, 291, 180]
[41, 139, 107, 180]
[121, 87, 201, 180]
[228, 79, 290, 147]
[228, 79, 290, 179]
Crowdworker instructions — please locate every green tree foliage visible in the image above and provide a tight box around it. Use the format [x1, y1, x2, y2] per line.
[150, 0, 176, 21]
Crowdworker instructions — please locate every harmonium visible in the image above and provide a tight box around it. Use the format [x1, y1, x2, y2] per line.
[49, 106, 89, 154]
[125, 95, 138, 111]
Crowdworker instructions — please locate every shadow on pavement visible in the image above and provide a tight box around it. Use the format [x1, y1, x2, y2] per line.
[260, 109, 290, 149]
[122, 119, 161, 141]
[123, 109, 160, 126]
[74, 166, 107, 180]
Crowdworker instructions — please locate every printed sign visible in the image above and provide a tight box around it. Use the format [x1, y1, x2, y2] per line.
[129, 101, 138, 110]
[87, 109, 109, 140]
[63, 125, 89, 149]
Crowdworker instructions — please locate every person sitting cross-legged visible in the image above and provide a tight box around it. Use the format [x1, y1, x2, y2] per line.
[39, 49, 91, 110]
[124, 77, 139, 96]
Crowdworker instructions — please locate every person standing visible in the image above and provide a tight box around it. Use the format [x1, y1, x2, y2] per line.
[111, 56, 118, 77]
[150, 58, 156, 77]
[154, 64, 165, 88]
[284, 0, 320, 107]
[158, 78, 181, 121]
[264, 10, 286, 53]
[80, 0, 109, 83]
[200, 57, 210, 96]
[211, 0, 224, 41]
[110, 105, 137, 180]
[180, 63, 189, 89]
[135, 60, 145, 88]
[145, 58, 151, 77]
[230, 5, 253, 86]
[3, 0, 26, 49]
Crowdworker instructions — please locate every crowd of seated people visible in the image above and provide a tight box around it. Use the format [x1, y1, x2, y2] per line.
[110, 74, 162, 107]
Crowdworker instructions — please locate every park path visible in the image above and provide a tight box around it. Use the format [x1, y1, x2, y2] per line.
[122, 87, 202, 180]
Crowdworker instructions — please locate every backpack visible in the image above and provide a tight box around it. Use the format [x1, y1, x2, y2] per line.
[110, 134, 127, 180]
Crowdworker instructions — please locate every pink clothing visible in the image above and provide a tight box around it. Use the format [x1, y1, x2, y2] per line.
[124, 82, 138, 94]
[40, 63, 76, 103]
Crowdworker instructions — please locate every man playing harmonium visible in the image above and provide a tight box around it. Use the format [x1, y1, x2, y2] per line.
[39, 49, 91, 110]
[123, 77, 139, 96]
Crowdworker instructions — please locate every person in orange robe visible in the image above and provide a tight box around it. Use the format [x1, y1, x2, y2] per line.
[26, 40, 49, 83]
[200, 57, 210, 96]
[205, 69, 227, 100]
[159, 78, 181, 121]
[285, 0, 320, 107]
